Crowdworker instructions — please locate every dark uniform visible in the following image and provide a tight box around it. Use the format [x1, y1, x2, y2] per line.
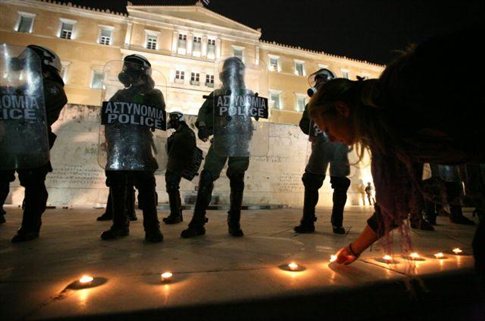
[163, 112, 197, 224]
[181, 57, 251, 238]
[294, 104, 351, 234]
[0, 45, 67, 242]
[101, 54, 165, 243]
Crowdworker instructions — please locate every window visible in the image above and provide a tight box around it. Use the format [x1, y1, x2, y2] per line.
[146, 35, 157, 50]
[192, 36, 202, 55]
[190, 72, 200, 85]
[16, 12, 35, 33]
[60, 21, 74, 39]
[233, 47, 244, 61]
[295, 61, 305, 76]
[205, 74, 214, 87]
[177, 34, 187, 54]
[269, 56, 280, 72]
[341, 70, 349, 79]
[296, 95, 306, 112]
[99, 27, 112, 45]
[175, 70, 185, 83]
[91, 71, 104, 89]
[207, 38, 216, 59]
[270, 91, 281, 109]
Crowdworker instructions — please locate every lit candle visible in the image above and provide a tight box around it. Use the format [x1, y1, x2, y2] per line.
[434, 252, 445, 259]
[383, 255, 393, 263]
[160, 272, 173, 282]
[79, 275, 94, 285]
[409, 252, 420, 260]
[288, 262, 299, 271]
[329, 255, 337, 263]
[452, 248, 463, 255]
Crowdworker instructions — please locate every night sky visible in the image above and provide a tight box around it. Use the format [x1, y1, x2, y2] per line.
[55, 0, 484, 65]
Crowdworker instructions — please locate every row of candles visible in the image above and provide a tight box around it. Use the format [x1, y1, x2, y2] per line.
[73, 248, 464, 288]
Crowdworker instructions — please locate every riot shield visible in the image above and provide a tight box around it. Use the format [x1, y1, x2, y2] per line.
[0, 45, 49, 170]
[98, 60, 168, 172]
[211, 57, 269, 157]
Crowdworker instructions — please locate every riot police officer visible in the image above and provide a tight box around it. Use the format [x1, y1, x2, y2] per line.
[0, 45, 67, 242]
[101, 54, 165, 243]
[294, 69, 351, 234]
[163, 111, 197, 224]
[181, 57, 252, 238]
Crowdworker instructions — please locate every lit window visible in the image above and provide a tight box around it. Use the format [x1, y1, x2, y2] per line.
[205, 74, 214, 87]
[190, 72, 200, 85]
[269, 57, 280, 72]
[270, 92, 281, 109]
[99, 28, 112, 45]
[296, 95, 306, 112]
[175, 70, 185, 83]
[177, 34, 187, 54]
[16, 13, 35, 33]
[192, 36, 202, 56]
[233, 48, 244, 61]
[207, 38, 216, 59]
[146, 35, 157, 50]
[295, 62, 305, 76]
[341, 70, 349, 79]
[91, 71, 104, 89]
[60, 21, 74, 39]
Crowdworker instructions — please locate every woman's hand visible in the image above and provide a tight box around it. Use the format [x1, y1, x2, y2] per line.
[335, 245, 359, 265]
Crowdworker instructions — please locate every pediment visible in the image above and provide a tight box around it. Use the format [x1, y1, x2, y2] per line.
[127, 4, 261, 38]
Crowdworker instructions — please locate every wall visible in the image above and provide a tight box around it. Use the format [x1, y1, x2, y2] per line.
[6, 104, 373, 209]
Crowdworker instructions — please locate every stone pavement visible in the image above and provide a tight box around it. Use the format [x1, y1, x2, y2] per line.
[0, 206, 483, 321]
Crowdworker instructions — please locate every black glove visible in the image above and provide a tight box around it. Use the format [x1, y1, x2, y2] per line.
[198, 126, 209, 142]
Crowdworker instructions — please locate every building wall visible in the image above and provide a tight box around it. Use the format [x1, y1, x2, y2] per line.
[1, 0, 380, 208]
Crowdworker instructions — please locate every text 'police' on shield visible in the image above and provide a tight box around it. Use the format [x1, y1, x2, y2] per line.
[0, 94, 42, 120]
[101, 101, 166, 130]
[215, 94, 268, 119]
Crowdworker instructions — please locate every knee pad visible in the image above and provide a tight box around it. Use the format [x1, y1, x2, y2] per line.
[302, 172, 324, 191]
[330, 176, 351, 191]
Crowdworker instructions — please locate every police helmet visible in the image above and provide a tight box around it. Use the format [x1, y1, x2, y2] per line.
[167, 111, 185, 129]
[123, 54, 151, 76]
[27, 45, 62, 73]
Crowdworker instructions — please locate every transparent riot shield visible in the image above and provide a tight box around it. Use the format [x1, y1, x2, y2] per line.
[0, 45, 49, 170]
[211, 57, 269, 157]
[98, 60, 168, 172]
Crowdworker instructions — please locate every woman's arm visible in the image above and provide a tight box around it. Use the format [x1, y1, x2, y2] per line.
[335, 224, 379, 265]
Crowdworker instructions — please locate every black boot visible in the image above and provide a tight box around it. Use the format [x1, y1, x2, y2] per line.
[97, 192, 113, 221]
[12, 178, 48, 243]
[227, 172, 245, 237]
[164, 191, 183, 224]
[330, 176, 350, 234]
[181, 170, 213, 238]
[101, 175, 130, 241]
[450, 205, 475, 225]
[294, 172, 324, 233]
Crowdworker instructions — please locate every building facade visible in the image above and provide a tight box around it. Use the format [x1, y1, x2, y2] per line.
[0, 0, 382, 208]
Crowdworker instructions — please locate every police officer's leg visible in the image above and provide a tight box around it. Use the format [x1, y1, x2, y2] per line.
[135, 171, 162, 243]
[163, 170, 183, 224]
[0, 170, 15, 224]
[97, 177, 113, 221]
[447, 181, 475, 225]
[226, 156, 250, 237]
[294, 172, 324, 233]
[181, 146, 224, 238]
[330, 176, 350, 234]
[101, 171, 130, 240]
[12, 165, 50, 242]
[127, 185, 137, 221]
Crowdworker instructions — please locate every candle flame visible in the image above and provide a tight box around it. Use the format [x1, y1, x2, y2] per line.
[288, 262, 299, 270]
[79, 275, 94, 284]
[330, 255, 337, 263]
[383, 255, 393, 261]
[161, 272, 173, 281]
[409, 252, 420, 259]
[434, 252, 444, 258]
[452, 248, 463, 254]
